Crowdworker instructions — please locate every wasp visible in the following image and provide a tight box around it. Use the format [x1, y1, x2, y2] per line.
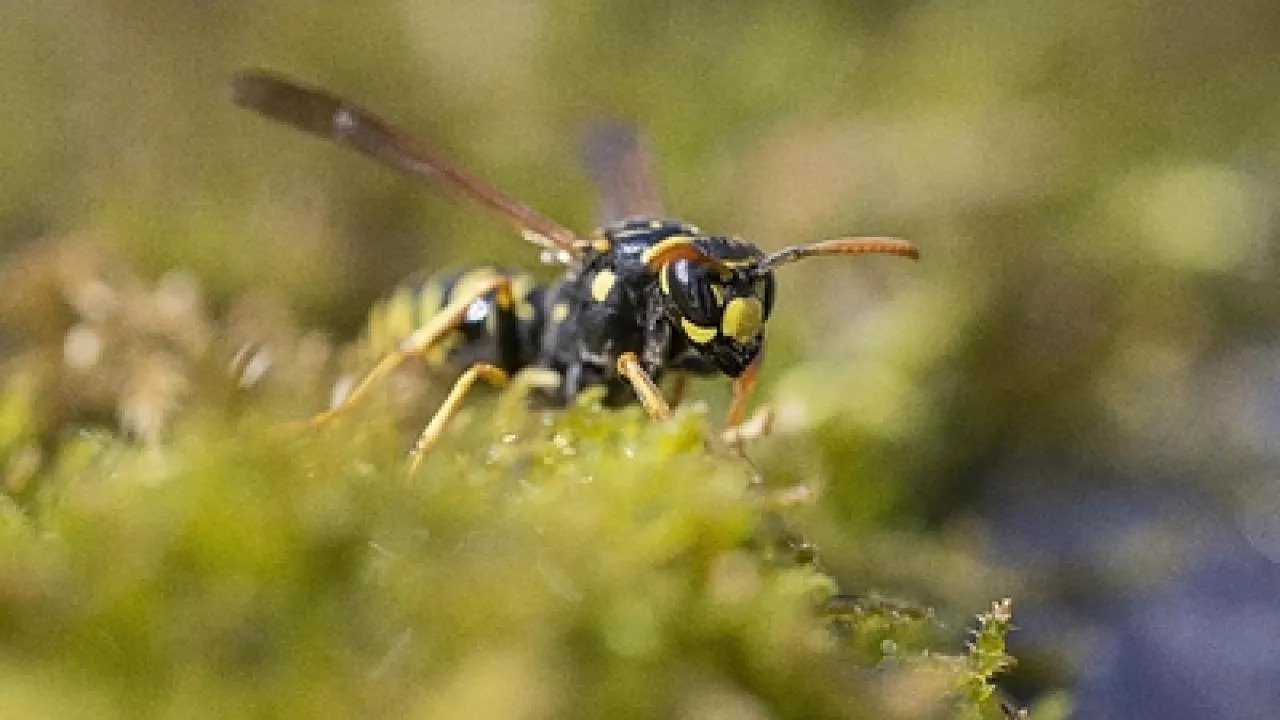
[232, 70, 918, 470]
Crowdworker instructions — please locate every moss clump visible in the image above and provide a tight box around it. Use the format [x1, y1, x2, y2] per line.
[0, 373, 1021, 718]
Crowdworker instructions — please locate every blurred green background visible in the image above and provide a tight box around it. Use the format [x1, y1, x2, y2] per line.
[4, 0, 1280, 716]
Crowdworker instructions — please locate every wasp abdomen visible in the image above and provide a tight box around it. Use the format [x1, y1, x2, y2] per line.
[364, 266, 545, 373]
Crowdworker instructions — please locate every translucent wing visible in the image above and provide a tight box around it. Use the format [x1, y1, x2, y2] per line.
[581, 121, 665, 225]
[232, 69, 581, 258]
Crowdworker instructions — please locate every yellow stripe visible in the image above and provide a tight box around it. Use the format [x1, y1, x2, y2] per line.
[591, 232, 611, 253]
[418, 279, 443, 325]
[452, 267, 501, 308]
[383, 287, 416, 346]
[591, 269, 616, 302]
[681, 318, 717, 344]
[640, 235, 693, 266]
[510, 274, 536, 321]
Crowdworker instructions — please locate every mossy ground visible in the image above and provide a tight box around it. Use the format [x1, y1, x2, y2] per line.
[0, 365, 1031, 719]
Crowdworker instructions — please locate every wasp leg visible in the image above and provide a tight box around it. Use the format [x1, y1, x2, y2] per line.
[616, 352, 672, 420]
[724, 349, 763, 427]
[663, 372, 689, 410]
[721, 405, 774, 446]
[407, 363, 509, 473]
[293, 272, 513, 431]
[721, 346, 778, 448]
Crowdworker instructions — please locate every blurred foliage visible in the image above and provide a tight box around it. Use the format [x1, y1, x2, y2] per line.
[4, 0, 1280, 713]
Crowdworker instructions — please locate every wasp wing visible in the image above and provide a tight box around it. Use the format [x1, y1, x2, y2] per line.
[582, 121, 665, 225]
[232, 69, 582, 259]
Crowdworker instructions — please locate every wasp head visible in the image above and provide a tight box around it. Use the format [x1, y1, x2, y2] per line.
[644, 233, 919, 378]
[660, 253, 774, 376]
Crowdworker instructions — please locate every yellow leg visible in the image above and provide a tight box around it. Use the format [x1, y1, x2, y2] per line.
[288, 272, 512, 432]
[616, 352, 671, 420]
[407, 363, 509, 473]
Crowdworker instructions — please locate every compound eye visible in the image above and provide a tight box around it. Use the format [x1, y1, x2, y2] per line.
[664, 260, 719, 327]
[754, 274, 776, 319]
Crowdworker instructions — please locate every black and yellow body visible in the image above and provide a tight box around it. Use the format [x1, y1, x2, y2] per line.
[363, 217, 772, 411]
[231, 70, 918, 467]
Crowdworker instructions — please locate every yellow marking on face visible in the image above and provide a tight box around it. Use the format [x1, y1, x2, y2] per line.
[640, 235, 694, 266]
[709, 283, 725, 306]
[721, 297, 763, 343]
[591, 232, 611, 253]
[658, 264, 671, 295]
[591, 269, 616, 303]
[552, 302, 570, 324]
[681, 317, 718, 345]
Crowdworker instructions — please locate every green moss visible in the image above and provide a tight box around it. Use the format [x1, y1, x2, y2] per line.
[0, 373, 42, 504]
[0, 374, 1021, 719]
